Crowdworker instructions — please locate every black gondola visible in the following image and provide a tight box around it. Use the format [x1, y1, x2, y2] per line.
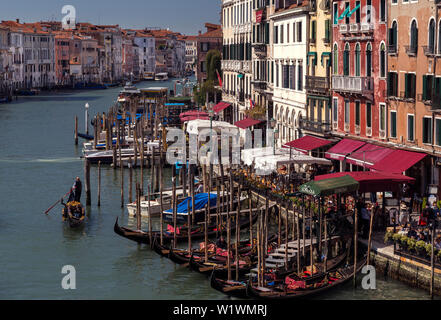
[114, 213, 258, 245]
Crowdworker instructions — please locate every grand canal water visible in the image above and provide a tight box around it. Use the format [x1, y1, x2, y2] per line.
[0, 78, 433, 300]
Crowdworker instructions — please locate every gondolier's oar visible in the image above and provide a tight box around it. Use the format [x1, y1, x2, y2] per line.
[44, 189, 72, 215]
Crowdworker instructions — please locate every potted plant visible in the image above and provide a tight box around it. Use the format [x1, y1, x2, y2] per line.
[425, 243, 434, 259]
[407, 237, 417, 253]
[399, 235, 409, 251]
[384, 231, 394, 244]
[392, 233, 402, 246]
[415, 240, 427, 257]
[436, 250, 441, 264]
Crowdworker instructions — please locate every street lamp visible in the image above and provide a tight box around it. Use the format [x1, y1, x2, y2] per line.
[85, 103, 89, 135]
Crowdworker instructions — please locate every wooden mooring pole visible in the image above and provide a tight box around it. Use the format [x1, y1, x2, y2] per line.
[97, 161, 101, 207]
[84, 159, 91, 206]
[74, 116, 78, 145]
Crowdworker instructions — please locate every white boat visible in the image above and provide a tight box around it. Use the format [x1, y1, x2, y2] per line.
[155, 73, 168, 81]
[144, 72, 155, 81]
[127, 189, 186, 217]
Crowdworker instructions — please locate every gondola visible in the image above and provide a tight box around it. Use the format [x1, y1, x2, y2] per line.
[62, 201, 85, 228]
[246, 253, 366, 300]
[209, 269, 249, 299]
[114, 213, 258, 245]
[166, 239, 255, 265]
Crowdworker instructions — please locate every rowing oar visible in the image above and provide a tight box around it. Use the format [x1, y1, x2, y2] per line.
[44, 189, 72, 215]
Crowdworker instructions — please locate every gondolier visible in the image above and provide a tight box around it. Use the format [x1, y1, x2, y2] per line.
[68, 177, 82, 202]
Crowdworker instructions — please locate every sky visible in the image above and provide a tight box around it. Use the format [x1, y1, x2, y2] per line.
[1, 0, 221, 35]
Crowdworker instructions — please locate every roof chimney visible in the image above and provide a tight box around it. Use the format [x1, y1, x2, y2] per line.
[16, 19, 20, 23]
[198, 30, 201, 36]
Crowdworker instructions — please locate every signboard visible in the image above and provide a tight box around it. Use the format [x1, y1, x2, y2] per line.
[256, 10, 263, 23]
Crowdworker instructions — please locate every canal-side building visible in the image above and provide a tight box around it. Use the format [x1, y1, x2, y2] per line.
[183, 35, 198, 73]
[80, 35, 100, 84]
[271, 0, 309, 147]
[130, 30, 156, 77]
[331, 0, 387, 150]
[54, 32, 71, 85]
[0, 25, 12, 95]
[21, 23, 56, 89]
[303, 0, 333, 138]
[251, 0, 275, 129]
[1, 22, 24, 92]
[221, 0, 253, 123]
[196, 23, 223, 83]
[386, 0, 439, 195]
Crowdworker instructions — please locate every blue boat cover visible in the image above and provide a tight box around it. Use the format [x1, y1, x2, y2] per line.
[165, 193, 217, 215]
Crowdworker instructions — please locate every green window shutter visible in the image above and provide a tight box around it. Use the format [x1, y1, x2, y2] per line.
[404, 74, 409, 98]
[325, 20, 330, 41]
[265, 23, 269, 44]
[311, 21, 316, 41]
[412, 74, 416, 98]
[391, 112, 397, 137]
[423, 75, 427, 101]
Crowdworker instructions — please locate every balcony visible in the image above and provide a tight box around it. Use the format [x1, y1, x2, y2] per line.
[332, 76, 374, 97]
[299, 118, 331, 135]
[349, 23, 360, 33]
[423, 45, 435, 57]
[360, 23, 374, 33]
[405, 45, 417, 56]
[432, 93, 441, 110]
[339, 24, 349, 34]
[388, 44, 398, 55]
[252, 79, 267, 91]
[305, 76, 330, 94]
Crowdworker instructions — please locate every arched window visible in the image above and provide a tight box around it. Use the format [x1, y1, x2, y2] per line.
[343, 43, 350, 76]
[380, 43, 386, 78]
[333, 43, 338, 75]
[355, 43, 361, 77]
[366, 43, 372, 77]
[428, 19, 435, 53]
[390, 21, 398, 52]
[438, 20, 441, 54]
[410, 20, 418, 51]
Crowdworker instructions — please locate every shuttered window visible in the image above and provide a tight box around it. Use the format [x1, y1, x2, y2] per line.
[325, 19, 330, 42]
[423, 117, 433, 144]
[390, 111, 397, 138]
[355, 101, 360, 126]
[422, 75, 434, 101]
[297, 64, 303, 90]
[311, 20, 316, 42]
[366, 103, 372, 128]
[408, 114, 414, 141]
[436, 119, 441, 146]
[289, 65, 295, 89]
[405, 73, 416, 99]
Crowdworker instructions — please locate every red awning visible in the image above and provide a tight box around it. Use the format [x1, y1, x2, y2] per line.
[256, 10, 264, 23]
[234, 118, 262, 129]
[180, 115, 209, 123]
[325, 139, 366, 161]
[345, 143, 395, 168]
[213, 102, 231, 114]
[314, 171, 415, 193]
[179, 110, 208, 119]
[283, 135, 332, 153]
[371, 149, 427, 174]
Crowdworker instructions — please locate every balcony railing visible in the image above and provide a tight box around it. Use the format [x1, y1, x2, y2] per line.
[305, 76, 330, 94]
[405, 45, 417, 56]
[332, 76, 374, 95]
[423, 45, 435, 57]
[432, 93, 441, 110]
[252, 79, 267, 91]
[388, 44, 398, 54]
[349, 23, 360, 33]
[339, 24, 349, 33]
[299, 118, 331, 134]
[360, 23, 374, 33]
